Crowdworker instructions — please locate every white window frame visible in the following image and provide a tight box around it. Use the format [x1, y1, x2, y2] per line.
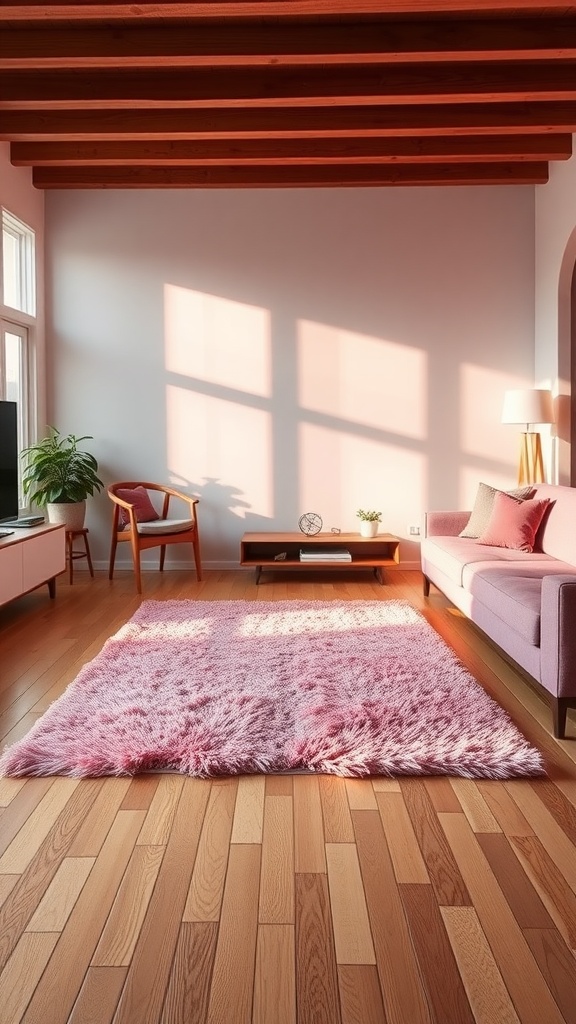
[1, 209, 38, 511]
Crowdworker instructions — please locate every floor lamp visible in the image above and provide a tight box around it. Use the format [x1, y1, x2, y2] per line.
[501, 388, 554, 485]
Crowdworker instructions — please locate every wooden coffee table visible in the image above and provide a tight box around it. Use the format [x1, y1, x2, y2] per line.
[240, 531, 400, 584]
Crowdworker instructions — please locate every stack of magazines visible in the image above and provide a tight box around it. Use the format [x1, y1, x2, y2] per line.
[299, 548, 352, 562]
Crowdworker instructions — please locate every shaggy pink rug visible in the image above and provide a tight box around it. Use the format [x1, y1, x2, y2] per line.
[0, 599, 544, 779]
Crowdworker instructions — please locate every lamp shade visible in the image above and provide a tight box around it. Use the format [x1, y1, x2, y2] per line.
[501, 388, 554, 427]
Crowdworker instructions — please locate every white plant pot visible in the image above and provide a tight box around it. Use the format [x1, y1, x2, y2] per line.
[46, 501, 86, 531]
[359, 520, 379, 538]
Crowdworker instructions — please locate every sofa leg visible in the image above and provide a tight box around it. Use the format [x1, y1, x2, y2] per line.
[423, 574, 430, 597]
[553, 698, 569, 739]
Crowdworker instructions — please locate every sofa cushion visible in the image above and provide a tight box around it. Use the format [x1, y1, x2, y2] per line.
[421, 535, 551, 587]
[459, 481, 534, 538]
[461, 560, 576, 646]
[477, 492, 550, 553]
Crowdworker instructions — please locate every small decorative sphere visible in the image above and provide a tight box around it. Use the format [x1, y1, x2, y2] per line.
[299, 512, 323, 536]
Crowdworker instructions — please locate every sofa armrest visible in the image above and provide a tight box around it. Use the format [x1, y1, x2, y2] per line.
[424, 511, 471, 538]
[540, 574, 576, 699]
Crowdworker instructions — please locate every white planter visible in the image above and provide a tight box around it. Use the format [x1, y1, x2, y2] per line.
[46, 501, 86, 531]
[359, 520, 379, 538]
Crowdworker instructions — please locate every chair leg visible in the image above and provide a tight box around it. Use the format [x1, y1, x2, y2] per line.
[159, 544, 167, 572]
[192, 532, 203, 581]
[130, 533, 142, 594]
[67, 531, 74, 585]
[109, 534, 118, 580]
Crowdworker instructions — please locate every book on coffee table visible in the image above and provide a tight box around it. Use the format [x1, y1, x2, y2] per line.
[299, 549, 352, 562]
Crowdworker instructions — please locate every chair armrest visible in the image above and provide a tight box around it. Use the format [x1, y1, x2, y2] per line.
[108, 490, 139, 531]
[424, 511, 470, 538]
[540, 574, 576, 699]
[161, 486, 199, 521]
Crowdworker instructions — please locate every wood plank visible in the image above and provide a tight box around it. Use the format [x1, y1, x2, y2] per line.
[113, 779, 210, 1024]
[0, 932, 59, 1024]
[400, 883, 475, 1024]
[0, 779, 103, 973]
[439, 811, 566, 1024]
[160, 922, 218, 1024]
[449, 779, 501, 833]
[510, 834, 576, 948]
[21, 809, 145, 1024]
[337, 964, 387, 1024]
[505, 780, 576, 892]
[326, 843, 376, 965]
[295, 873, 342, 1024]
[253, 924, 296, 1024]
[26, 855, 94, 932]
[440, 906, 521, 1024]
[0, 777, 26, 807]
[136, 774, 185, 846]
[0, 777, 54, 858]
[183, 779, 237, 922]
[119, 775, 160, 811]
[265, 775, 292, 796]
[475, 780, 535, 837]
[423, 777, 462, 812]
[375, 791, 429, 884]
[0, 778, 80, 874]
[206, 844, 261, 1024]
[400, 778, 471, 906]
[294, 776, 326, 874]
[476, 833, 555, 929]
[523, 928, 576, 1024]
[319, 776, 355, 843]
[231, 775, 265, 844]
[352, 809, 432, 1024]
[68, 777, 131, 856]
[92, 844, 165, 965]
[345, 779, 378, 810]
[68, 966, 128, 1024]
[259, 794, 294, 924]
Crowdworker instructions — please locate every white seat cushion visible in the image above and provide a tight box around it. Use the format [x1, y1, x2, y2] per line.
[136, 518, 194, 536]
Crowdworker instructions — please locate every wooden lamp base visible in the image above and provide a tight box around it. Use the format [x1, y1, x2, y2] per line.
[518, 431, 545, 485]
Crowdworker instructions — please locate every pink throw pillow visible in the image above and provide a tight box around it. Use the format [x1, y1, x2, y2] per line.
[116, 486, 160, 528]
[478, 491, 549, 553]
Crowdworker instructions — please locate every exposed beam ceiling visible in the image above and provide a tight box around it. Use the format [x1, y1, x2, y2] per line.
[1, 2, 575, 189]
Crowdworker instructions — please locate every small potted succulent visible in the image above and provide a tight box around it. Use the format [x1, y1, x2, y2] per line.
[21, 428, 104, 531]
[356, 508, 382, 538]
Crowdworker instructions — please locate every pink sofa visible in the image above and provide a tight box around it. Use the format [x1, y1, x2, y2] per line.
[421, 484, 576, 739]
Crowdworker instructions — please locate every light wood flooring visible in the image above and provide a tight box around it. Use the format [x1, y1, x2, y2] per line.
[1, 566, 576, 1024]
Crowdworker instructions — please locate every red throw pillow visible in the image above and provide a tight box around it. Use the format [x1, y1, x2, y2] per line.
[116, 486, 160, 528]
[477, 491, 549, 553]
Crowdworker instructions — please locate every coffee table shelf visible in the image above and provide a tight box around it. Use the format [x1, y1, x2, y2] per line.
[240, 531, 400, 584]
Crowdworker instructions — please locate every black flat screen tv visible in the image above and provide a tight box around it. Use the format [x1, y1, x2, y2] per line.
[0, 400, 19, 523]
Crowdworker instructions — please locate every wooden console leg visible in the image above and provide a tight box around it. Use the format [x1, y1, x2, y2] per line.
[423, 574, 430, 597]
[47, 576, 56, 599]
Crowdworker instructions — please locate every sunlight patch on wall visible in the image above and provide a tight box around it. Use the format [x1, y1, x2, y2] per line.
[299, 423, 425, 535]
[164, 284, 271, 397]
[297, 320, 426, 440]
[459, 364, 531, 505]
[166, 384, 272, 518]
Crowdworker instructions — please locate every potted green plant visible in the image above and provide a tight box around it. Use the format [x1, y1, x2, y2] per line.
[21, 428, 104, 531]
[357, 508, 382, 538]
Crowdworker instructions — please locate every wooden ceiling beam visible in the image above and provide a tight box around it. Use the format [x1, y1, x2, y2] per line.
[3, 19, 576, 67]
[3, 64, 576, 108]
[11, 134, 571, 165]
[3, 103, 576, 140]
[2, 2, 575, 23]
[31, 161, 549, 188]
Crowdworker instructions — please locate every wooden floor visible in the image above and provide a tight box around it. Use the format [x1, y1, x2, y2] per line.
[1, 566, 576, 1024]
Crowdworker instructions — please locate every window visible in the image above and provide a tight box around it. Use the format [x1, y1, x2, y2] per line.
[1, 209, 37, 508]
[2, 210, 36, 316]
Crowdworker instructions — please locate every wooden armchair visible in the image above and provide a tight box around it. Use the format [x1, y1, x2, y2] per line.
[108, 481, 202, 594]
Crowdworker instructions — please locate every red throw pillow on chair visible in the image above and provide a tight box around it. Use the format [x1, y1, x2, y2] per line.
[116, 486, 160, 528]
